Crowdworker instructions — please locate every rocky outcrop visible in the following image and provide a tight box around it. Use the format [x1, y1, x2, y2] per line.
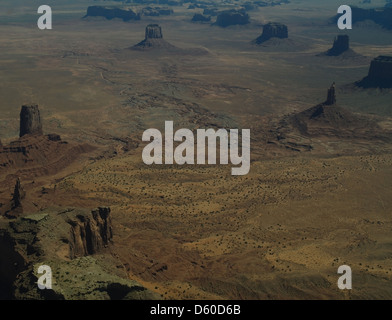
[192, 13, 211, 22]
[47, 133, 61, 142]
[290, 84, 379, 137]
[3, 178, 26, 219]
[0, 208, 160, 300]
[68, 207, 113, 258]
[356, 56, 392, 88]
[11, 178, 25, 210]
[20, 105, 43, 137]
[252, 22, 288, 44]
[214, 9, 250, 27]
[266, 83, 391, 155]
[83, 6, 140, 22]
[0, 134, 92, 176]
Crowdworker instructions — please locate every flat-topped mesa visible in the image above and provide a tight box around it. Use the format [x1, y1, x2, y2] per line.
[192, 13, 211, 23]
[253, 22, 288, 44]
[19, 105, 43, 137]
[326, 35, 349, 56]
[356, 55, 392, 88]
[325, 83, 336, 105]
[368, 55, 392, 82]
[214, 9, 250, 27]
[84, 6, 140, 22]
[145, 24, 163, 39]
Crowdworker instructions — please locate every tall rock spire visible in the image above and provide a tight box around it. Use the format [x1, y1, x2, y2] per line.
[325, 83, 336, 105]
[19, 105, 43, 137]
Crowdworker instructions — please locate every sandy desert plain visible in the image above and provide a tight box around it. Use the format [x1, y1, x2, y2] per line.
[0, 0, 391, 299]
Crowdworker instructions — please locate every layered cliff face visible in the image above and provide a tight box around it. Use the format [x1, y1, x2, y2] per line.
[145, 24, 163, 39]
[84, 6, 140, 22]
[252, 22, 288, 44]
[356, 56, 392, 88]
[68, 207, 113, 258]
[20, 105, 43, 137]
[0, 207, 160, 300]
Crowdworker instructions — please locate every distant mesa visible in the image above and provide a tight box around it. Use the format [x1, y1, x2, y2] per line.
[214, 9, 250, 27]
[356, 56, 392, 88]
[203, 8, 219, 16]
[141, 6, 173, 17]
[132, 24, 175, 50]
[191, 13, 211, 23]
[242, 2, 258, 11]
[189, 3, 208, 9]
[83, 6, 140, 22]
[132, 0, 183, 5]
[20, 105, 43, 137]
[252, 22, 288, 44]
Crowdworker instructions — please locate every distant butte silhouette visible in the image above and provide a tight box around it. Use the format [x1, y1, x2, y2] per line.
[252, 22, 288, 45]
[356, 56, 392, 88]
[132, 24, 176, 50]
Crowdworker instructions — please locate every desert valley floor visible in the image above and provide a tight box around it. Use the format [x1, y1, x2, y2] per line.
[0, 0, 391, 299]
